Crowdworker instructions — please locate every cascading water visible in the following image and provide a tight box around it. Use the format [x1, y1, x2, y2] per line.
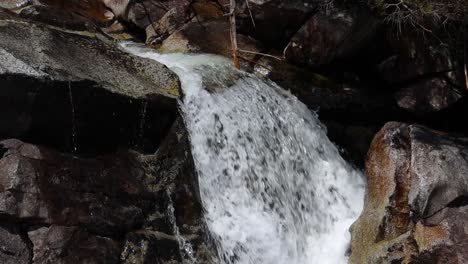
[166, 189, 197, 264]
[121, 42, 365, 264]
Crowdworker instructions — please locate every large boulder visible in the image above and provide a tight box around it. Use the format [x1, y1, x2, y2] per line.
[236, 0, 318, 49]
[284, 7, 380, 67]
[120, 118, 214, 264]
[28, 226, 121, 264]
[125, 0, 190, 30]
[0, 13, 180, 99]
[378, 34, 463, 85]
[0, 118, 208, 263]
[0, 0, 30, 10]
[0, 225, 31, 264]
[0, 12, 178, 153]
[18, 4, 110, 31]
[395, 76, 464, 114]
[0, 139, 152, 234]
[378, 31, 465, 113]
[156, 18, 262, 64]
[124, 0, 223, 30]
[350, 122, 468, 263]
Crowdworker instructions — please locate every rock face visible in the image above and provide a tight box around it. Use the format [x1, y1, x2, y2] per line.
[284, 7, 380, 67]
[120, 119, 213, 264]
[0, 10, 210, 264]
[0, 225, 31, 264]
[0, 139, 150, 234]
[125, 0, 192, 30]
[350, 122, 468, 263]
[157, 19, 262, 63]
[395, 77, 463, 114]
[0, 14, 180, 99]
[28, 226, 121, 264]
[378, 35, 462, 85]
[0, 12, 178, 154]
[236, 0, 317, 48]
[0, 118, 208, 263]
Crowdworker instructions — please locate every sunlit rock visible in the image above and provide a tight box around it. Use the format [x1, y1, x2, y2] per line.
[350, 122, 468, 263]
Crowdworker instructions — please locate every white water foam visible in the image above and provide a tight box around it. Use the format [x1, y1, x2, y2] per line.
[121, 42, 365, 264]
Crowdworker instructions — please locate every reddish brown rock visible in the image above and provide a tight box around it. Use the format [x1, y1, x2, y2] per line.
[350, 122, 468, 264]
[157, 18, 262, 64]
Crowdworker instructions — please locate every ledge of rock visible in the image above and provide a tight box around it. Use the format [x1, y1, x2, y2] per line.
[350, 122, 468, 263]
[0, 117, 209, 263]
[0, 12, 180, 99]
[0, 12, 179, 154]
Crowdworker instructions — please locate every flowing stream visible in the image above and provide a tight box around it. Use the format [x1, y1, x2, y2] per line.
[121, 42, 365, 264]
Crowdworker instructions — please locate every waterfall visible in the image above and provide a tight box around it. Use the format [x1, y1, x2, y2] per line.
[121, 42, 365, 264]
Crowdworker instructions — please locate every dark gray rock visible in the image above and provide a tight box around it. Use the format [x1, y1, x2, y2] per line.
[0, 12, 178, 153]
[126, 0, 191, 30]
[0, 12, 180, 99]
[120, 118, 214, 264]
[396, 76, 464, 114]
[378, 35, 464, 86]
[236, 0, 318, 48]
[157, 18, 262, 64]
[350, 122, 468, 263]
[28, 225, 121, 264]
[0, 225, 31, 264]
[19, 5, 103, 31]
[284, 7, 380, 67]
[0, 0, 31, 10]
[0, 139, 157, 235]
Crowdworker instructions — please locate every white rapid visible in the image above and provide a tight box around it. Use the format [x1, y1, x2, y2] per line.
[121, 42, 365, 264]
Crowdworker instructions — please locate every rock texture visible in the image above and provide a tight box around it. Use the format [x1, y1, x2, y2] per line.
[350, 122, 468, 263]
[0, 11, 178, 153]
[0, 139, 150, 234]
[0, 10, 210, 264]
[0, 12, 180, 99]
[157, 19, 262, 63]
[284, 8, 380, 67]
[0, 225, 31, 264]
[0, 117, 209, 263]
[236, 0, 318, 48]
[28, 226, 121, 264]
[396, 77, 463, 114]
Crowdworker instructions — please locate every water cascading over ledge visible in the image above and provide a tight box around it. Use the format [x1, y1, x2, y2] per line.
[121, 42, 365, 264]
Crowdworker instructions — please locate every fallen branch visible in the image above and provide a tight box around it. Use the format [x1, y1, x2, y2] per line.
[238, 48, 283, 61]
[229, 0, 240, 69]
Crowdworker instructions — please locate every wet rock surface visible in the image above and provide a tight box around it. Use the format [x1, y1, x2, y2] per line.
[0, 10, 178, 154]
[0, 11, 180, 99]
[350, 122, 468, 263]
[28, 226, 121, 264]
[0, 117, 207, 263]
[0, 8, 207, 264]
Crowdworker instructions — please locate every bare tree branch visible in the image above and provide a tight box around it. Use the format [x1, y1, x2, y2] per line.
[229, 0, 240, 69]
